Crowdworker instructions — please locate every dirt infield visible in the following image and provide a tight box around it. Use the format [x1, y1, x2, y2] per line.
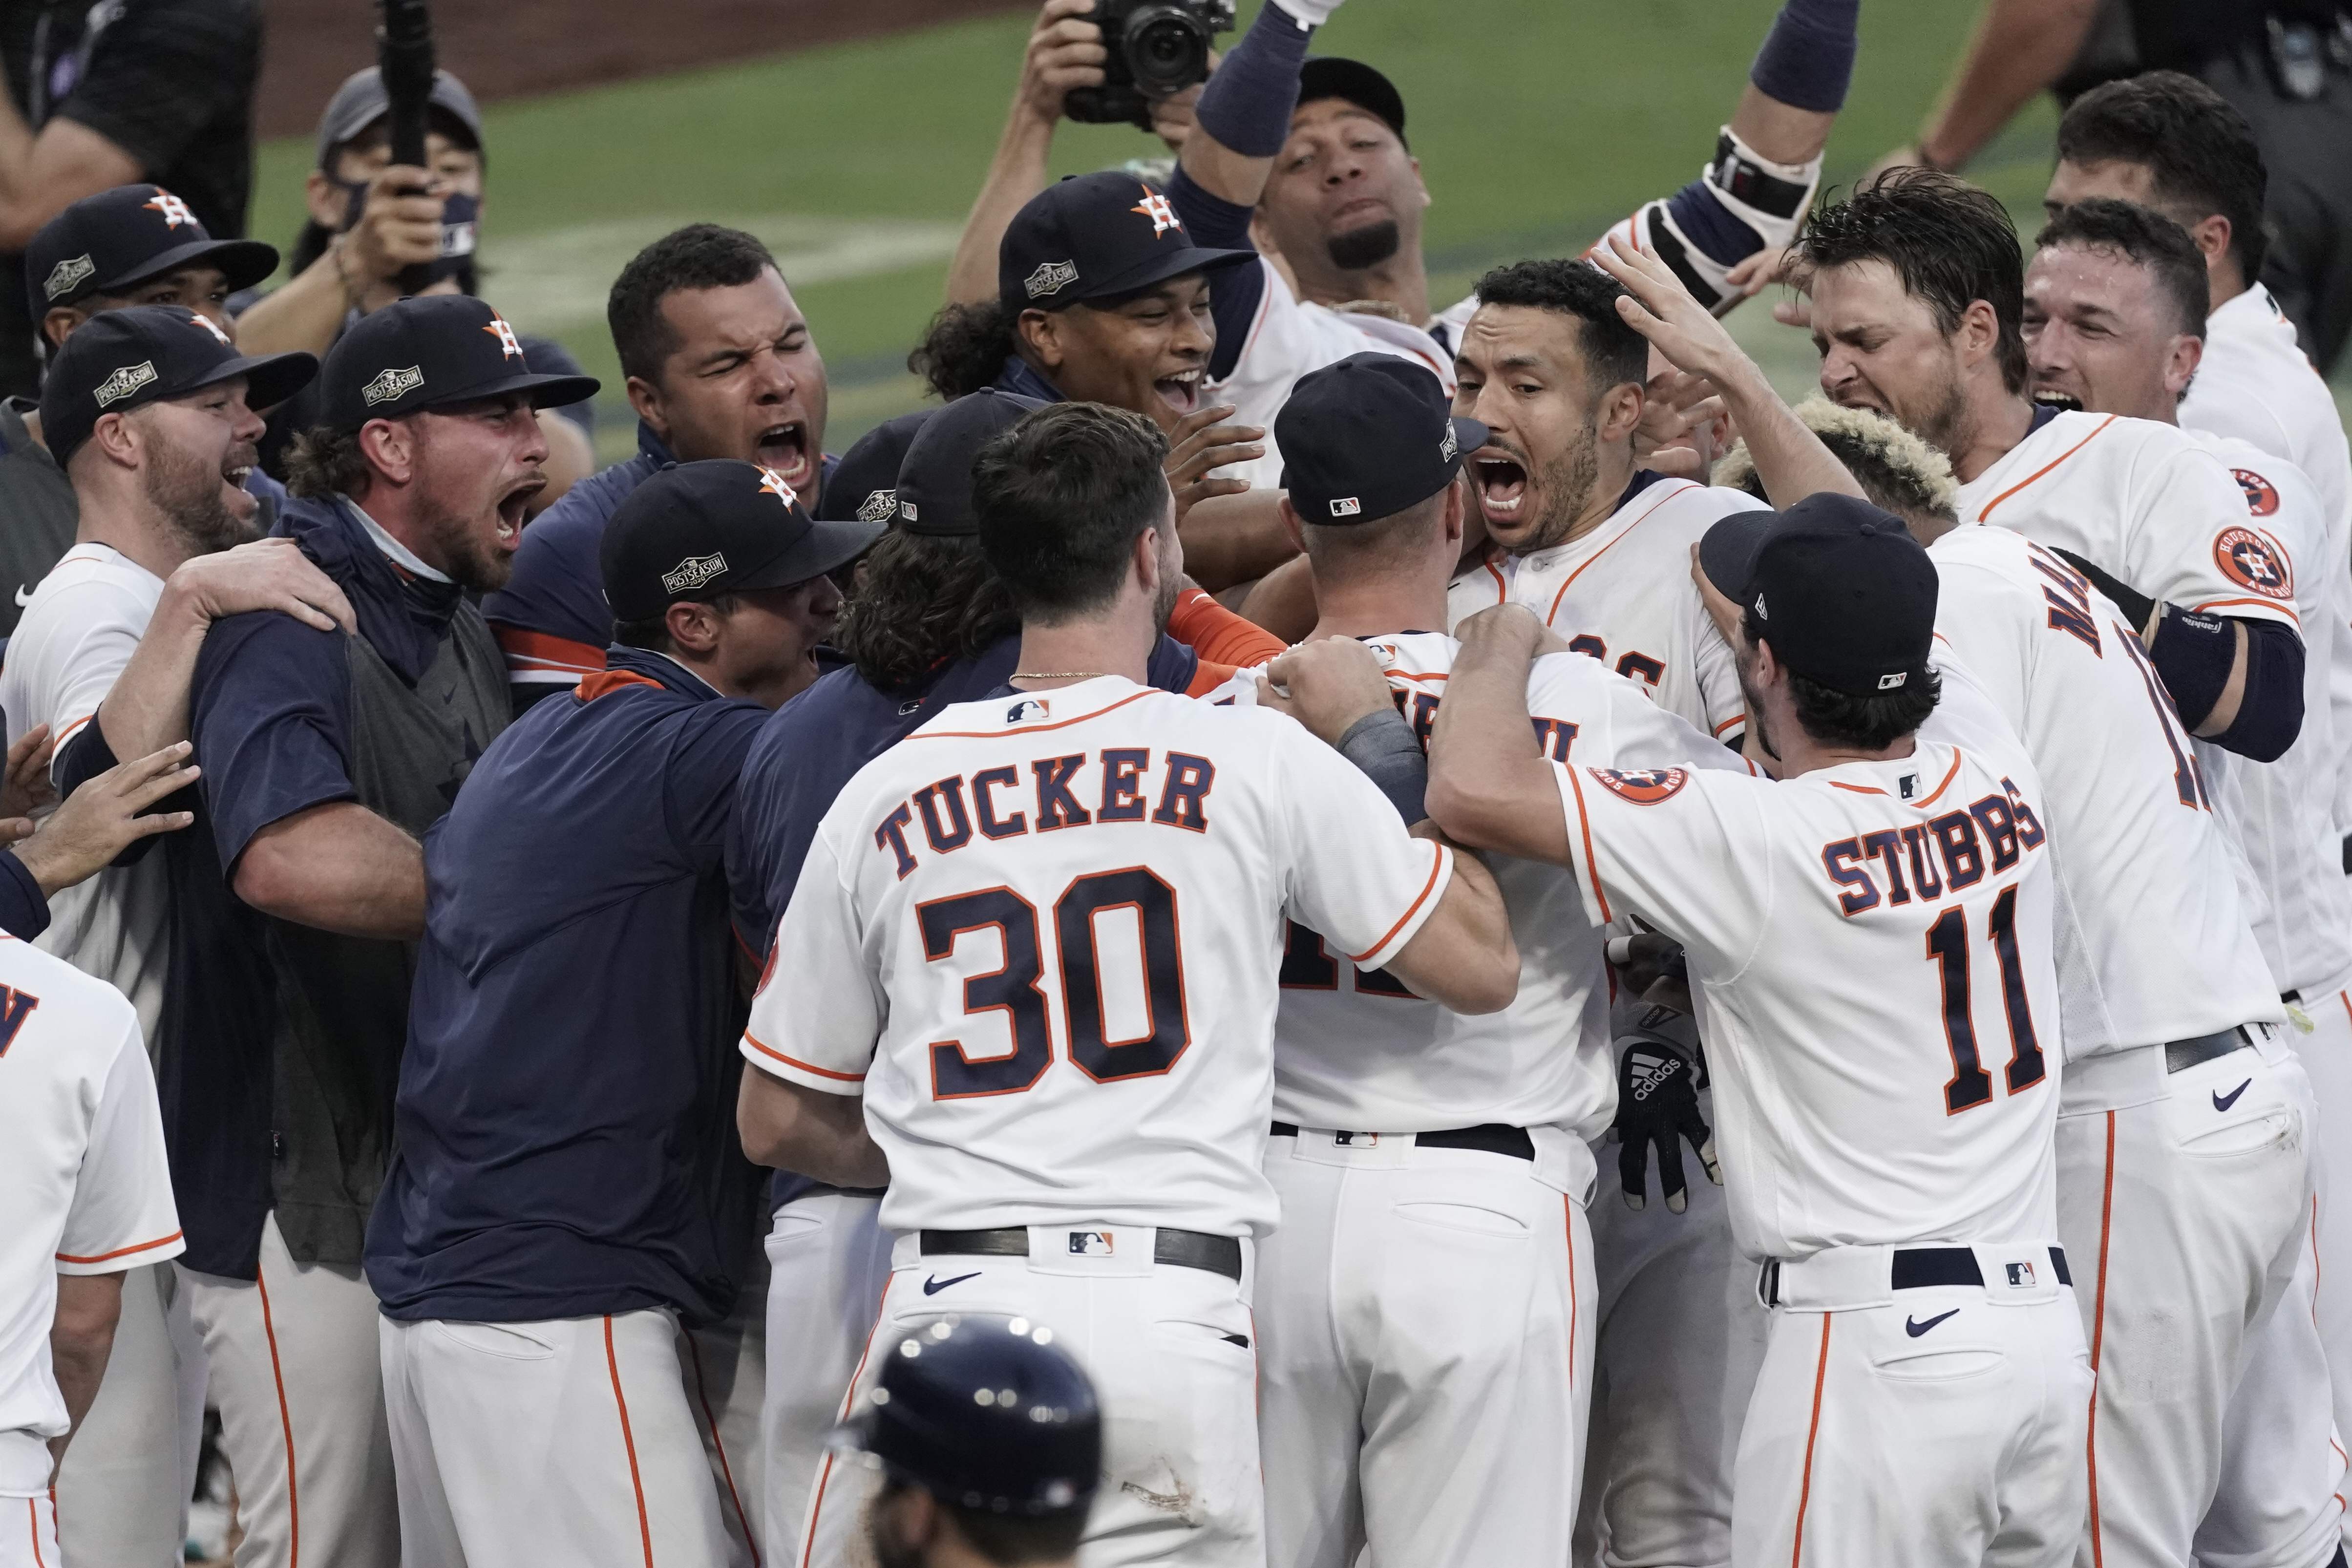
[254, 0, 1031, 141]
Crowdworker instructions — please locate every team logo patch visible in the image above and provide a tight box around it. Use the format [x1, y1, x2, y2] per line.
[362, 364, 424, 406]
[856, 488, 896, 524]
[1006, 698, 1051, 723]
[142, 191, 195, 229]
[1025, 258, 1078, 299]
[1130, 185, 1183, 237]
[757, 466, 798, 507]
[1067, 1229, 1116, 1256]
[42, 253, 93, 300]
[2213, 525, 2293, 600]
[2233, 467, 2282, 517]
[661, 552, 728, 594]
[188, 312, 232, 347]
[1589, 766, 1688, 805]
[1439, 422, 1458, 462]
[481, 314, 524, 360]
[92, 360, 157, 407]
[1329, 496, 1361, 517]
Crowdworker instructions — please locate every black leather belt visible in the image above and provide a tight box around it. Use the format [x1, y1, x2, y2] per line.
[919, 1227, 1242, 1283]
[1758, 1246, 2071, 1307]
[2165, 1025, 2253, 1075]
[1268, 1121, 1534, 1160]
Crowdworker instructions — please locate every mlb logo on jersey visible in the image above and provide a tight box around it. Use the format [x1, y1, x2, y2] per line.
[1068, 1229, 1116, 1257]
[1006, 698, 1051, 723]
[2214, 525, 2293, 600]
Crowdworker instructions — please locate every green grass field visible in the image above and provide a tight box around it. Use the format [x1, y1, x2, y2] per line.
[247, 0, 2069, 462]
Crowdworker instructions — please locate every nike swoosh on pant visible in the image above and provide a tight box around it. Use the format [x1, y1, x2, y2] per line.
[922, 1271, 981, 1296]
[1905, 1309, 1960, 1337]
[2213, 1079, 2253, 1112]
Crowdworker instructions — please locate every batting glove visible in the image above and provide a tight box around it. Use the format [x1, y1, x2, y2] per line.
[1611, 1014, 1721, 1213]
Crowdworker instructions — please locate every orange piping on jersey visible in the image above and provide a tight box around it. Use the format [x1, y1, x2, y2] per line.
[1914, 751, 1966, 808]
[805, 1278, 895, 1568]
[51, 713, 94, 747]
[1826, 782, 1887, 797]
[2192, 597, 2302, 625]
[605, 1316, 656, 1568]
[1543, 481, 1700, 624]
[257, 1264, 300, 1567]
[1562, 766, 1613, 925]
[687, 1333, 761, 1567]
[1479, 555, 1507, 606]
[1711, 713, 1744, 737]
[1975, 416, 2119, 523]
[56, 1229, 182, 1265]
[1347, 845, 1448, 965]
[917, 688, 1159, 740]
[744, 1032, 867, 1082]
[575, 668, 663, 701]
[1564, 1194, 1579, 1408]
[1790, 1314, 1832, 1568]
[2085, 1111, 2118, 1568]
[491, 625, 607, 677]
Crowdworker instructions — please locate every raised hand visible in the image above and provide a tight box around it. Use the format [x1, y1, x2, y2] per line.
[1163, 403, 1266, 523]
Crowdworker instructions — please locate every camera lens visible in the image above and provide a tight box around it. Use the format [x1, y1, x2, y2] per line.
[1124, 6, 1210, 96]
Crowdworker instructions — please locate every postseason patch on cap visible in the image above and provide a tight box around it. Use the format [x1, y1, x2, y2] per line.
[662, 552, 728, 594]
[1025, 259, 1078, 299]
[43, 254, 93, 301]
[1439, 423, 1458, 462]
[856, 488, 896, 524]
[93, 361, 158, 407]
[363, 364, 424, 406]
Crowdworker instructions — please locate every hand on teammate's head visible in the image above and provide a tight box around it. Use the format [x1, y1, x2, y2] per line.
[1593, 234, 1748, 389]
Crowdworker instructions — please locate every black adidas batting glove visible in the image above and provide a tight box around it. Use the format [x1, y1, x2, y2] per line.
[1612, 1018, 1721, 1214]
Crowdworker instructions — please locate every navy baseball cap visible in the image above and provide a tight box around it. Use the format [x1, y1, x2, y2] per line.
[834, 1315, 1100, 1518]
[817, 409, 928, 525]
[601, 459, 885, 622]
[998, 171, 1254, 318]
[41, 305, 316, 467]
[317, 295, 599, 434]
[315, 66, 484, 167]
[1298, 58, 1407, 144]
[27, 184, 278, 320]
[1277, 353, 1483, 526]
[893, 389, 1044, 538]
[1698, 492, 1940, 699]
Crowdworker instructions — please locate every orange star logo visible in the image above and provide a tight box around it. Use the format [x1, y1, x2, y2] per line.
[1130, 185, 1182, 238]
[758, 467, 799, 507]
[143, 191, 196, 229]
[482, 314, 523, 360]
[187, 312, 232, 347]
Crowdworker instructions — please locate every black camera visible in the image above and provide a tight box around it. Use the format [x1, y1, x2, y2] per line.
[1065, 0, 1236, 130]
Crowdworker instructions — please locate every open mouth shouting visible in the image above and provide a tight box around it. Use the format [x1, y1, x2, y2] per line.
[1473, 447, 1529, 526]
[1154, 368, 1202, 419]
[494, 476, 547, 548]
[755, 422, 811, 485]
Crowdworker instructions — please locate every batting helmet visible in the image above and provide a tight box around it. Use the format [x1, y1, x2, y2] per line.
[835, 1314, 1101, 1517]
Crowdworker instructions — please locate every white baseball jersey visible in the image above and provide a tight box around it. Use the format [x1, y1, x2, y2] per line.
[0, 934, 180, 1498]
[1550, 670, 2061, 1262]
[1446, 476, 1766, 740]
[1930, 523, 2284, 1053]
[741, 675, 1455, 1240]
[0, 544, 170, 1044]
[1217, 633, 1743, 1139]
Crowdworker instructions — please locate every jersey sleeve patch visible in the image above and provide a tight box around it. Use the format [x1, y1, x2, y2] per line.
[1589, 766, 1689, 805]
[2231, 468, 2281, 517]
[2213, 525, 2293, 601]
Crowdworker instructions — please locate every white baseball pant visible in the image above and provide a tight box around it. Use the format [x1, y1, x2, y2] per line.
[2291, 988, 2352, 1461]
[1255, 1127, 1596, 1568]
[795, 1228, 1264, 1568]
[760, 1189, 890, 1565]
[2056, 1035, 2340, 1568]
[1576, 1085, 1768, 1568]
[380, 1308, 735, 1568]
[683, 1240, 770, 1568]
[51, 1261, 205, 1567]
[178, 1212, 397, 1568]
[0, 1495, 57, 1568]
[1735, 1243, 2091, 1568]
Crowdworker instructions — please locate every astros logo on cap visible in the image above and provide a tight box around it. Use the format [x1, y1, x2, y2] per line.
[187, 313, 232, 347]
[1130, 185, 1182, 238]
[143, 191, 196, 229]
[482, 314, 524, 360]
[757, 467, 798, 507]
[1590, 766, 1689, 805]
[2232, 468, 2281, 517]
[2214, 525, 2292, 600]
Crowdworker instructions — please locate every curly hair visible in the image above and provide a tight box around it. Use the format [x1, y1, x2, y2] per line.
[283, 425, 372, 499]
[910, 300, 1021, 403]
[829, 530, 1019, 692]
[1714, 397, 1958, 525]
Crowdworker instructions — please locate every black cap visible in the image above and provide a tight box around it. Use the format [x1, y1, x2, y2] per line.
[40, 305, 317, 467]
[817, 410, 928, 525]
[26, 185, 278, 320]
[998, 171, 1254, 318]
[893, 389, 1044, 538]
[835, 1315, 1100, 1518]
[318, 295, 599, 434]
[315, 66, 483, 167]
[1276, 353, 1484, 525]
[600, 460, 885, 623]
[1697, 492, 1940, 699]
[1297, 58, 1407, 142]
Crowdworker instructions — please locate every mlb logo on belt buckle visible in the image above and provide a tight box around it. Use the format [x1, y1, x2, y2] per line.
[2005, 1260, 2036, 1288]
[1333, 1131, 1380, 1148]
[1067, 1229, 1115, 1257]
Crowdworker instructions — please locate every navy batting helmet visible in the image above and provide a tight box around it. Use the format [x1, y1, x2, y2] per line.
[834, 1314, 1101, 1517]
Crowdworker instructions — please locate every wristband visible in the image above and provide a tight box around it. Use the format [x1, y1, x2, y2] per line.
[1193, 1, 1313, 159]
[1747, 0, 1860, 113]
[1336, 707, 1428, 826]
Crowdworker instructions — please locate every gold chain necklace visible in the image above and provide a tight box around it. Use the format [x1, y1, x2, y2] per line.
[1010, 672, 1108, 681]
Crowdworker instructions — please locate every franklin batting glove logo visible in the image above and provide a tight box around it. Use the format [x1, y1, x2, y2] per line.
[92, 361, 158, 407]
[856, 488, 897, 524]
[362, 365, 424, 406]
[1025, 258, 1079, 299]
[661, 552, 729, 594]
[42, 254, 93, 300]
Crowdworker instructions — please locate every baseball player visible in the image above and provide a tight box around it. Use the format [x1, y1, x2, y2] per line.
[833, 1315, 1099, 1568]
[739, 400, 1517, 1567]
[1432, 495, 2091, 1568]
[1215, 352, 1750, 1566]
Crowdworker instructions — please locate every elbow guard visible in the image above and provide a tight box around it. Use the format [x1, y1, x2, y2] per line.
[1600, 128, 1821, 317]
[2144, 603, 2237, 730]
[2208, 617, 2306, 763]
[1336, 707, 1429, 826]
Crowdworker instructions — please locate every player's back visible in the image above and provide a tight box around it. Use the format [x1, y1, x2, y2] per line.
[763, 676, 1453, 1241]
[1448, 475, 1763, 739]
[1930, 525, 2283, 1053]
[1563, 717, 2061, 1260]
[1250, 633, 1733, 1140]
